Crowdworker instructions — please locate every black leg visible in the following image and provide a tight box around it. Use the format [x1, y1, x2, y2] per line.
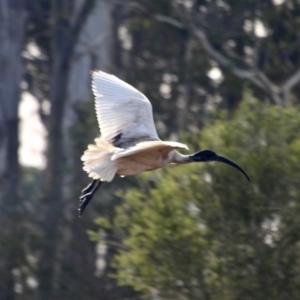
[79, 180, 102, 217]
[81, 180, 97, 195]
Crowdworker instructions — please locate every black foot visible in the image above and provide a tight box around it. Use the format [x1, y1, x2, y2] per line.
[79, 192, 93, 217]
[81, 180, 96, 194]
[79, 180, 102, 217]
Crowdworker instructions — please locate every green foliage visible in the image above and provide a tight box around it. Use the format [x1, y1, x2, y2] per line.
[103, 95, 300, 300]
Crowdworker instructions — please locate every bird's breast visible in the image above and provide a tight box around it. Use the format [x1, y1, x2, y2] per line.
[116, 150, 170, 177]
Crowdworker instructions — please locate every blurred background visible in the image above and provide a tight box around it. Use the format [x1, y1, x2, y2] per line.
[1, 0, 300, 299]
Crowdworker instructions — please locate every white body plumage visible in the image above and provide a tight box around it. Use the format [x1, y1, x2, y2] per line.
[79, 71, 249, 216]
[81, 71, 189, 182]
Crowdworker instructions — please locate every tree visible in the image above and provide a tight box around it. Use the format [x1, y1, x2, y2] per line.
[0, 1, 28, 299]
[102, 95, 300, 300]
[2, 0, 300, 298]
[26, 1, 134, 298]
[175, 0, 300, 106]
[25, 1, 97, 298]
[100, 0, 300, 146]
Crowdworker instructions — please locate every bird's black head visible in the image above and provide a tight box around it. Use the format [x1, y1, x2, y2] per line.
[190, 149, 250, 181]
[191, 149, 218, 162]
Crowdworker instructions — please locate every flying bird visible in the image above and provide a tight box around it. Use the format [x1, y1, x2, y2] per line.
[79, 71, 250, 216]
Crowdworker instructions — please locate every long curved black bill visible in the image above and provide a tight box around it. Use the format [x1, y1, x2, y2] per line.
[216, 156, 250, 182]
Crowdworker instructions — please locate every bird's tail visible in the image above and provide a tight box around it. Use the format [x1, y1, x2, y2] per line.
[81, 138, 119, 182]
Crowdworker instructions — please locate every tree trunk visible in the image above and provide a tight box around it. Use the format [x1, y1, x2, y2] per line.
[0, 1, 27, 299]
[57, 1, 115, 298]
[37, 1, 95, 299]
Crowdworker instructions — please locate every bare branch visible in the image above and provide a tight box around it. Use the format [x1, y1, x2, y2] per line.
[222, 46, 252, 68]
[73, 32, 109, 62]
[176, 3, 283, 106]
[180, 7, 263, 88]
[111, 0, 147, 12]
[63, 0, 95, 60]
[281, 68, 300, 101]
[71, 0, 94, 41]
[153, 14, 185, 29]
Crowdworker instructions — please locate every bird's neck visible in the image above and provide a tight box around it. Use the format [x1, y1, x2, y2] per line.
[168, 151, 190, 164]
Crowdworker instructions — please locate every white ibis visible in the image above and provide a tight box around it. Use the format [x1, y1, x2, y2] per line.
[79, 71, 250, 216]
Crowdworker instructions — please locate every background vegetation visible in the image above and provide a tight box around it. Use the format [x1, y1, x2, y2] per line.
[1, 0, 300, 299]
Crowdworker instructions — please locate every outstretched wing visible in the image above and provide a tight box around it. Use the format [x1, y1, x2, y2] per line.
[92, 71, 159, 147]
[111, 141, 189, 160]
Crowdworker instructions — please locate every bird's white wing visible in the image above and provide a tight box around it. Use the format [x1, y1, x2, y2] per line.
[111, 141, 188, 160]
[92, 71, 159, 146]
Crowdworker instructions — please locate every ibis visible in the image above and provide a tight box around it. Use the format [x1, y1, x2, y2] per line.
[79, 71, 250, 216]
